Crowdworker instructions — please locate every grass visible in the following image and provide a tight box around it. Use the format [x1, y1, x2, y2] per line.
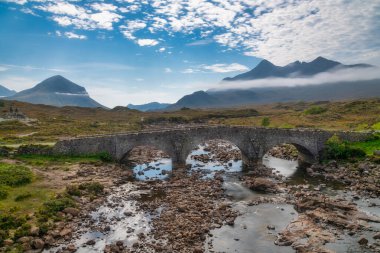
[0, 171, 54, 215]
[0, 164, 33, 187]
[15, 153, 109, 166]
[349, 136, 380, 156]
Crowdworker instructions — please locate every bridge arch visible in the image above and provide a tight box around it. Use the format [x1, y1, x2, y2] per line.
[262, 142, 316, 163]
[185, 139, 247, 170]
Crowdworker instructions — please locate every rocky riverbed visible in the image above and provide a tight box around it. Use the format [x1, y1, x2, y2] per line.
[11, 141, 380, 253]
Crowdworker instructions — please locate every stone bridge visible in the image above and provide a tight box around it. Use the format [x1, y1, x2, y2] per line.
[53, 126, 371, 168]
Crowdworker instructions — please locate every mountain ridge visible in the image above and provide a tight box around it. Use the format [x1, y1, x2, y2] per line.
[223, 56, 372, 81]
[127, 102, 171, 111]
[0, 85, 16, 97]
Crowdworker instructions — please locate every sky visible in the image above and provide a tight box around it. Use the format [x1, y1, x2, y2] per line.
[0, 0, 379, 107]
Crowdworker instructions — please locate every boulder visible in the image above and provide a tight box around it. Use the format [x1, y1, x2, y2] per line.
[32, 238, 45, 249]
[63, 207, 80, 216]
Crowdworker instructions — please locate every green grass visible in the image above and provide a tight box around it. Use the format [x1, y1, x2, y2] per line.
[0, 164, 33, 187]
[304, 106, 328, 115]
[349, 136, 380, 156]
[15, 153, 108, 166]
[372, 122, 380, 131]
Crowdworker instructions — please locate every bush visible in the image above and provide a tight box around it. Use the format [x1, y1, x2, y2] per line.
[14, 193, 32, 202]
[261, 117, 270, 127]
[78, 182, 104, 195]
[14, 223, 31, 239]
[40, 197, 75, 218]
[0, 213, 26, 230]
[322, 135, 366, 161]
[66, 185, 81, 196]
[304, 106, 328, 115]
[0, 164, 33, 187]
[99, 152, 113, 162]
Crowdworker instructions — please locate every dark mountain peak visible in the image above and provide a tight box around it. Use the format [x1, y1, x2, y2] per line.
[222, 56, 370, 82]
[255, 59, 276, 69]
[6, 76, 105, 108]
[312, 56, 328, 62]
[33, 75, 87, 94]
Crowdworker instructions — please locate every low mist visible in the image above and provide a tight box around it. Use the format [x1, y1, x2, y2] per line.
[210, 66, 380, 91]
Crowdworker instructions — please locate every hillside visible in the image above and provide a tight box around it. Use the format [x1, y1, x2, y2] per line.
[0, 85, 16, 97]
[127, 102, 171, 111]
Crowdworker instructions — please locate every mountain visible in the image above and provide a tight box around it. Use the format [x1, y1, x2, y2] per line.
[0, 85, 16, 97]
[127, 102, 171, 111]
[166, 57, 379, 110]
[168, 79, 380, 110]
[6, 75, 105, 108]
[223, 56, 372, 81]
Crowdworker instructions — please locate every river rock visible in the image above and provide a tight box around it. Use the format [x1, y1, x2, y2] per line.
[243, 177, 278, 193]
[63, 207, 80, 216]
[358, 237, 369, 245]
[374, 232, 380, 240]
[32, 238, 45, 249]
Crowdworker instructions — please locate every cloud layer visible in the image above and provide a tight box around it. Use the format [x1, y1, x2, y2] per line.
[5, 0, 380, 65]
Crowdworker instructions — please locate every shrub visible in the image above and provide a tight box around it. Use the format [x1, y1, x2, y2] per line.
[322, 135, 366, 161]
[261, 117, 270, 127]
[99, 152, 113, 162]
[14, 193, 32, 202]
[0, 164, 33, 187]
[39, 197, 75, 218]
[78, 182, 104, 195]
[0, 213, 26, 230]
[14, 223, 31, 239]
[304, 106, 328, 115]
[66, 185, 81, 196]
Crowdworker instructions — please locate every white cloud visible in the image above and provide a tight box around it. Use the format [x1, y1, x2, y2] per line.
[91, 3, 118, 12]
[213, 67, 380, 91]
[202, 63, 249, 73]
[136, 39, 159, 47]
[120, 20, 147, 39]
[6, 0, 380, 65]
[135, 78, 144, 82]
[0, 66, 9, 72]
[38, 1, 122, 30]
[64, 31, 87, 40]
[165, 67, 172, 73]
[158, 47, 166, 52]
[182, 63, 249, 74]
[4, 0, 28, 5]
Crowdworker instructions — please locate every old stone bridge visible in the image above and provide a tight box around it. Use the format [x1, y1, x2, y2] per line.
[53, 126, 371, 168]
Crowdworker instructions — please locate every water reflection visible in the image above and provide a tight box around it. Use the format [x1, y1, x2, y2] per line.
[186, 143, 242, 178]
[263, 154, 299, 177]
[132, 158, 172, 181]
[205, 203, 297, 253]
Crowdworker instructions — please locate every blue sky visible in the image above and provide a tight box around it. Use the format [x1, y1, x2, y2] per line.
[0, 0, 379, 107]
